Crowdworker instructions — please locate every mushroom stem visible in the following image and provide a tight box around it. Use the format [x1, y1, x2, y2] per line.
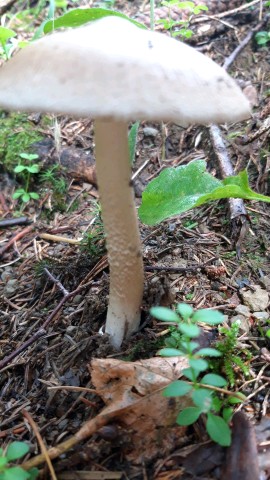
[95, 120, 144, 349]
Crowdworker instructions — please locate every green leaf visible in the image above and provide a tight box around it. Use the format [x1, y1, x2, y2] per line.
[12, 189, 25, 199]
[228, 394, 246, 404]
[223, 407, 233, 423]
[158, 348, 185, 357]
[189, 358, 208, 372]
[22, 193, 30, 203]
[14, 165, 27, 173]
[19, 153, 38, 161]
[177, 407, 201, 425]
[0, 27, 16, 47]
[6, 442, 29, 461]
[28, 469, 39, 480]
[182, 367, 196, 381]
[3, 467, 30, 480]
[206, 413, 231, 446]
[192, 309, 224, 325]
[27, 165, 40, 174]
[163, 380, 192, 397]
[128, 122, 139, 164]
[196, 348, 221, 357]
[139, 160, 221, 225]
[150, 307, 179, 323]
[43, 8, 147, 34]
[139, 161, 270, 225]
[201, 374, 227, 387]
[177, 303, 193, 320]
[192, 388, 212, 411]
[0, 448, 3, 456]
[0, 457, 8, 469]
[29, 192, 40, 200]
[178, 323, 200, 338]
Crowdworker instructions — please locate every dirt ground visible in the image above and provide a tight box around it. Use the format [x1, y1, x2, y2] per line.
[0, 0, 270, 479]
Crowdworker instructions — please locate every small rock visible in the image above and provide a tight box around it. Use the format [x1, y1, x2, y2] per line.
[143, 127, 159, 137]
[235, 305, 251, 317]
[66, 325, 77, 334]
[252, 312, 269, 322]
[230, 315, 250, 334]
[260, 275, 270, 292]
[240, 286, 269, 312]
[4, 279, 18, 297]
[73, 295, 83, 305]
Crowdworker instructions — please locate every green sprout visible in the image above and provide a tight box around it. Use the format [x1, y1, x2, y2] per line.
[151, 303, 246, 446]
[0, 441, 38, 480]
[13, 153, 40, 204]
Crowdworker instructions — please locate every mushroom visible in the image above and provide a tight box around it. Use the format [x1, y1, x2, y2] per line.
[0, 16, 250, 348]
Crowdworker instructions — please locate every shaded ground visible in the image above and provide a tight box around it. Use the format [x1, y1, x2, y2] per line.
[0, 1, 270, 479]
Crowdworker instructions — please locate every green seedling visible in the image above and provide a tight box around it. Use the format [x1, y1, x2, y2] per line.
[40, 165, 67, 194]
[255, 31, 270, 46]
[157, 1, 208, 38]
[0, 26, 16, 60]
[0, 441, 38, 480]
[13, 153, 40, 204]
[214, 321, 252, 387]
[151, 303, 246, 446]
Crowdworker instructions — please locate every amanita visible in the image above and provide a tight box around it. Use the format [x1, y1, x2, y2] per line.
[0, 16, 250, 348]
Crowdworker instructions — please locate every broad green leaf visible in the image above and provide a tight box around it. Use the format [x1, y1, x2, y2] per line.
[150, 307, 179, 322]
[28, 468, 39, 480]
[139, 161, 270, 225]
[192, 388, 212, 411]
[12, 190, 25, 199]
[43, 8, 147, 33]
[0, 27, 16, 47]
[189, 358, 208, 372]
[27, 165, 40, 173]
[182, 367, 196, 381]
[14, 165, 27, 173]
[196, 348, 221, 357]
[158, 348, 184, 356]
[177, 407, 201, 425]
[22, 193, 30, 203]
[128, 122, 139, 164]
[192, 309, 224, 325]
[178, 323, 200, 338]
[139, 160, 220, 225]
[206, 413, 231, 446]
[29, 192, 40, 200]
[6, 442, 29, 461]
[201, 373, 227, 387]
[177, 303, 193, 320]
[163, 380, 192, 397]
[3, 467, 30, 480]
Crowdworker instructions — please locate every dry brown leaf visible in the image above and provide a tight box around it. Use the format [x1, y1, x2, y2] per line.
[90, 357, 191, 462]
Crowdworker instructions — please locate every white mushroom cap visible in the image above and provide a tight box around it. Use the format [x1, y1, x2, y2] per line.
[0, 16, 250, 125]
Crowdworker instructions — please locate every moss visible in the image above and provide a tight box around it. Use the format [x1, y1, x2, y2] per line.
[0, 111, 44, 171]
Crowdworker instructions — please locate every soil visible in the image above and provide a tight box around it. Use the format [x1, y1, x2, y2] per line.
[0, 1, 270, 479]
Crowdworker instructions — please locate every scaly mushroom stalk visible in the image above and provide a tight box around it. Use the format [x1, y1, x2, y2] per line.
[95, 120, 144, 348]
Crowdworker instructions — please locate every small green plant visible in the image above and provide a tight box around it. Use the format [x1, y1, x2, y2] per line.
[151, 304, 245, 446]
[214, 321, 252, 386]
[40, 165, 67, 194]
[0, 26, 16, 60]
[13, 153, 40, 204]
[0, 441, 38, 480]
[157, 1, 208, 38]
[80, 202, 105, 257]
[255, 31, 270, 46]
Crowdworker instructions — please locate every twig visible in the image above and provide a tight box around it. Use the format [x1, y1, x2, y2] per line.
[0, 217, 32, 228]
[0, 225, 34, 258]
[22, 409, 57, 480]
[39, 233, 81, 244]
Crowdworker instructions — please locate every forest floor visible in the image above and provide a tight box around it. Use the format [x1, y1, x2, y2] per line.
[0, 0, 270, 479]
